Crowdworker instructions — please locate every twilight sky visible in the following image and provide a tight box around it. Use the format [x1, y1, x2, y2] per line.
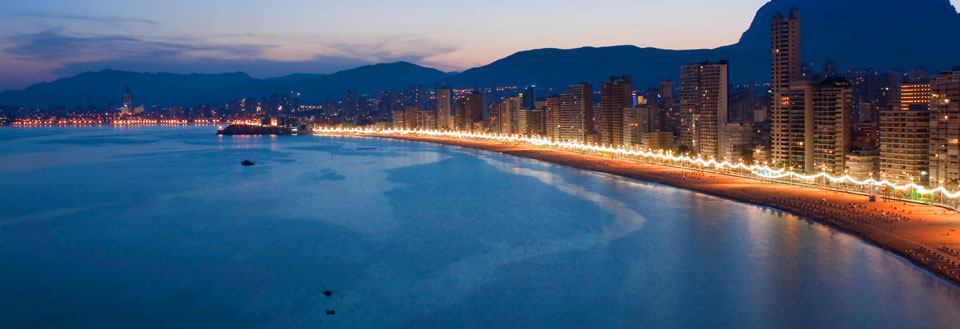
[1, 0, 957, 91]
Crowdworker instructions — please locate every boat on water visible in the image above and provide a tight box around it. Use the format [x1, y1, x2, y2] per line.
[241, 160, 255, 166]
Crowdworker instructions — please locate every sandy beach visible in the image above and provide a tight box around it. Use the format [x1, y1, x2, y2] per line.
[343, 132, 960, 286]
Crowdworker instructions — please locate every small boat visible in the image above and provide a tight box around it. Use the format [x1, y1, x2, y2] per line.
[241, 160, 255, 166]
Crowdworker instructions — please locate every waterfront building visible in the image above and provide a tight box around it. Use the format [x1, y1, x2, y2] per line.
[929, 71, 960, 187]
[781, 81, 815, 172]
[624, 107, 642, 147]
[514, 108, 530, 135]
[599, 76, 633, 146]
[811, 77, 853, 174]
[527, 108, 546, 137]
[392, 110, 405, 129]
[680, 61, 729, 159]
[880, 86, 930, 184]
[545, 96, 561, 141]
[436, 87, 453, 130]
[770, 8, 803, 168]
[559, 83, 594, 142]
[720, 122, 756, 162]
[496, 96, 522, 134]
[623, 105, 658, 148]
[456, 91, 483, 131]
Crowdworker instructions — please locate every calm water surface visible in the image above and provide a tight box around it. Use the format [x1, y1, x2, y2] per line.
[2, 126, 960, 328]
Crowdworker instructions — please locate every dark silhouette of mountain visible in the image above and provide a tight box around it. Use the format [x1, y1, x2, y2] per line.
[2, 0, 958, 107]
[0, 70, 255, 107]
[0, 62, 446, 107]
[281, 61, 447, 103]
[447, 0, 960, 89]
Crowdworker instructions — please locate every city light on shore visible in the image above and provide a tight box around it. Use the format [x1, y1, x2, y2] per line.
[314, 127, 960, 200]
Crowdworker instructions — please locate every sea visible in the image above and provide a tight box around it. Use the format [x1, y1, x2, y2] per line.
[2, 126, 959, 328]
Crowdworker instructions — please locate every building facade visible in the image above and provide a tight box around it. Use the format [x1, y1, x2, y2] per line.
[559, 83, 594, 142]
[680, 61, 729, 159]
[929, 71, 960, 187]
[770, 8, 803, 168]
[436, 87, 453, 130]
[598, 76, 633, 146]
[811, 77, 853, 174]
[879, 82, 931, 184]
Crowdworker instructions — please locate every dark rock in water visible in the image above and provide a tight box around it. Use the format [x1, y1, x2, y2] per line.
[323, 290, 333, 297]
[241, 160, 255, 166]
[326, 309, 336, 315]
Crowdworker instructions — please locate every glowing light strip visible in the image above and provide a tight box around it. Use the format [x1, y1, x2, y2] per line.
[313, 127, 960, 199]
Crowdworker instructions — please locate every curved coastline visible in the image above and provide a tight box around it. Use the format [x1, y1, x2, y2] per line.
[327, 132, 960, 286]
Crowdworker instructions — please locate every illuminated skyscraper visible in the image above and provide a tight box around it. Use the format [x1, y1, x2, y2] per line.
[598, 75, 633, 146]
[770, 8, 803, 167]
[496, 95, 522, 134]
[680, 61, 729, 159]
[811, 77, 853, 174]
[545, 96, 561, 141]
[783, 81, 815, 172]
[878, 81, 931, 184]
[559, 83, 593, 142]
[456, 91, 483, 131]
[436, 87, 453, 130]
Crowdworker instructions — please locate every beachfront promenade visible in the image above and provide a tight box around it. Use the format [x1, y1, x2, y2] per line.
[315, 129, 960, 286]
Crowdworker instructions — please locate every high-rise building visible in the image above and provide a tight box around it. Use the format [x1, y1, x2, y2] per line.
[811, 77, 853, 174]
[495, 95, 522, 134]
[770, 8, 803, 168]
[456, 91, 483, 131]
[598, 76, 633, 146]
[436, 87, 453, 130]
[929, 71, 960, 187]
[880, 108, 929, 184]
[779, 81, 815, 172]
[623, 105, 658, 148]
[545, 96, 561, 141]
[559, 83, 593, 142]
[680, 61, 729, 159]
[392, 105, 425, 130]
[392, 110, 405, 129]
[514, 108, 530, 135]
[517, 107, 546, 137]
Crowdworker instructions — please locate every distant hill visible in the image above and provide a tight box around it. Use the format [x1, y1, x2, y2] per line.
[0, 70, 255, 108]
[2, 0, 958, 107]
[0, 62, 446, 107]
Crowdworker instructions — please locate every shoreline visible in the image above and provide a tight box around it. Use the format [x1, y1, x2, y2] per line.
[338, 132, 960, 286]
